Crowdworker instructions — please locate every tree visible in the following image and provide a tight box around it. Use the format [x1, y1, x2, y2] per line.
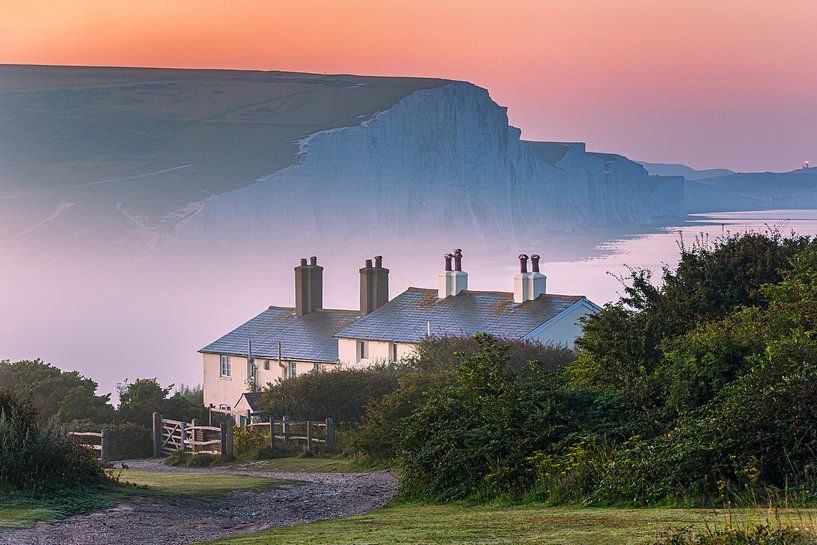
[0, 359, 114, 423]
[117, 378, 205, 427]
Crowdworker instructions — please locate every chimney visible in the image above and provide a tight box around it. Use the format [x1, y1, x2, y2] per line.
[295, 256, 323, 316]
[360, 256, 389, 314]
[438, 249, 468, 298]
[514, 253, 547, 303]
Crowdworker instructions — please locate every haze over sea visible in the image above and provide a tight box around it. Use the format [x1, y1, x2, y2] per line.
[4, 210, 816, 402]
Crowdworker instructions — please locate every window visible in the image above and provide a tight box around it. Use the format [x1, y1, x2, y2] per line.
[263, 360, 270, 371]
[220, 355, 231, 377]
[390, 343, 398, 362]
[219, 404, 230, 411]
[288, 361, 297, 378]
[313, 362, 324, 373]
[357, 341, 369, 361]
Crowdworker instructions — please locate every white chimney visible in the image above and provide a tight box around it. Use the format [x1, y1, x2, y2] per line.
[514, 254, 546, 303]
[438, 249, 468, 298]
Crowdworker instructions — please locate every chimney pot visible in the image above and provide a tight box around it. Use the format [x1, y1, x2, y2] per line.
[518, 254, 529, 273]
[443, 253, 453, 272]
[365, 258, 373, 268]
[374, 255, 383, 269]
[309, 256, 318, 266]
[531, 254, 540, 273]
[300, 258, 308, 266]
[453, 249, 463, 272]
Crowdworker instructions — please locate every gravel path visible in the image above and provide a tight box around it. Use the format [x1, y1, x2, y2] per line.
[0, 460, 399, 545]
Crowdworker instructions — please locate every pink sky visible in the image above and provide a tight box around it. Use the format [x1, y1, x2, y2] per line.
[1, 0, 815, 171]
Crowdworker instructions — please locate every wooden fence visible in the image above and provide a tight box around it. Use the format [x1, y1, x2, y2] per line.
[63, 426, 109, 464]
[152, 412, 233, 458]
[246, 416, 334, 454]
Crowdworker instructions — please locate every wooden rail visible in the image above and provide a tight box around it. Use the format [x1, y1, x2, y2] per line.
[63, 426, 109, 463]
[152, 412, 233, 458]
[246, 416, 334, 453]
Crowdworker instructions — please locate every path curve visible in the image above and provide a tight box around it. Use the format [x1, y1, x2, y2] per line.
[0, 460, 399, 545]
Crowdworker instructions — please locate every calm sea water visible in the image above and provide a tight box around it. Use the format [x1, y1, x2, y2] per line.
[545, 210, 817, 304]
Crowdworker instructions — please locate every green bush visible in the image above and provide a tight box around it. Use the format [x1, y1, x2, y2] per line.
[164, 450, 219, 468]
[261, 364, 405, 424]
[654, 525, 817, 545]
[0, 389, 106, 494]
[107, 423, 153, 460]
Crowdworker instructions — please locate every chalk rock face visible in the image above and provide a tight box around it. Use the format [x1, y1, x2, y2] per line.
[173, 82, 684, 253]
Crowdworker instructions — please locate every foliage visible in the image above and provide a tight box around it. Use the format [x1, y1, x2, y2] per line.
[0, 389, 106, 494]
[107, 423, 153, 460]
[260, 364, 405, 424]
[116, 378, 206, 428]
[175, 383, 204, 406]
[0, 359, 114, 423]
[653, 525, 817, 545]
[164, 450, 220, 468]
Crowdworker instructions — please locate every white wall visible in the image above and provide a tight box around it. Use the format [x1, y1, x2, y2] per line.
[202, 353, 337, 411]
[337, 338, 416, 367]
[526, 302, 596, 348]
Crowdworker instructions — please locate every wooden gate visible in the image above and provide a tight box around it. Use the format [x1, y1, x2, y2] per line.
[63, 427, 110, 463]
[152, 412, 233, 457]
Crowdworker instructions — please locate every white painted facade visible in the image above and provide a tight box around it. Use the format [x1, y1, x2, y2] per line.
[522, 299, 599, 348]
[202, 352, 335, 410]
[337, 338, 416, 368]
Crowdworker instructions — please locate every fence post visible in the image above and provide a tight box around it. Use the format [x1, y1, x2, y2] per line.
[245, 409, 251, 429]
[226, 422, 234, 457]
[191, 419, 199, 453]
[209, 407, 213, 427]
[268, 418, 275, 449]
[101, 429, 110, 464]
[61, 423, 68, 439]
[306, 421, 313, 454]
[220, 421, 228, 456]
[152, 412, 162, 458]
[179, 422, 187, 452]
[282, 416, 289, 444]
[325, 418, 334, 451]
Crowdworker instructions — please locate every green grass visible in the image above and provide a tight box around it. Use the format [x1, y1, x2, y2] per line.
[220, 456, 366, 473]
[0, 469, 289, 529]
[200, 503, 817, 545]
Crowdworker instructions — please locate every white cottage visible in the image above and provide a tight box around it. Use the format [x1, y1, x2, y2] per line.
[199, 251, 599, 415]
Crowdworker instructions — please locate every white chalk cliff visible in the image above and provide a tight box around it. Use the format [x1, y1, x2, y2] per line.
[173, 82, 684, 253]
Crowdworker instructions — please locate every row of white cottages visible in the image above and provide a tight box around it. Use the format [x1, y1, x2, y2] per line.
[200, 251, 600, 416]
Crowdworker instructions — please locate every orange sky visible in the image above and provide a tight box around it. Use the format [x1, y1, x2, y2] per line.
[2, 0, 815, 171]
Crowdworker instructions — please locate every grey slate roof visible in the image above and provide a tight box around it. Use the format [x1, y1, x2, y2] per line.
[334, 288, 589, 343]
[200, 307, 360, 362]
[237, 392, 263, 412]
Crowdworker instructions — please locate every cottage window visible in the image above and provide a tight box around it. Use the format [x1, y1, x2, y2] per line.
[219, 404, 230, 411]
[390, 343, 398, 362]
[357, 341, 369, 361]
[220, 355, 231, 377]
[263, 360, 270, 371]
[313, 363, 324, 373]
[289, 361, 297, 378]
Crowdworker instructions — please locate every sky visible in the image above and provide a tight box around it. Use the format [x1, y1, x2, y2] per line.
[1, 0, 815, 172]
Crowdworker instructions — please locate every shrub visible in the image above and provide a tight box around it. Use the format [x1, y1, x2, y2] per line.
[164, 450, 219, 468]
[261, 364, 405, 424]
[107, 423, 153, 460]
[0, 389, 105, 494]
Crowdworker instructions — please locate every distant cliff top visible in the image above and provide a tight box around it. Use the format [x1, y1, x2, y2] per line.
[0, 64, 448, 238]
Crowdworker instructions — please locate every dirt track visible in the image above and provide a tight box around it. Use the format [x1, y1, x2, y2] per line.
[0, 460, 398, 545]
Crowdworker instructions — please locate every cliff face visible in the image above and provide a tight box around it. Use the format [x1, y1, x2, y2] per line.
[173, 82, 684, 253]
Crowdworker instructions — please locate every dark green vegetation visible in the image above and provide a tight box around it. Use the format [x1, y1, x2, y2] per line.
[0, 390, 105, 494]
[202, 502, 817, 545]
[0, 360, 206, 459]
[391, 231, 817, 504]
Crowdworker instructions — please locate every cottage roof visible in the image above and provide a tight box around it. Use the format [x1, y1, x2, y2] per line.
[200, 307, 360, 362]
[236, 392, 264, 412]
[334, 287, 591, 344]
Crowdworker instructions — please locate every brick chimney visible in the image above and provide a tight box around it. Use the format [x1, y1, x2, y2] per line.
[295, 256, 323, 316]
[438, 248, 468, 298]
[360, 256, 389, 314]
[514, 253, 547, 303]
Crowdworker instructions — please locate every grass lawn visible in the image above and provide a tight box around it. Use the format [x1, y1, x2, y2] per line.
[220, 457, 367, 473]
[0, 469, 287, 529]
[201, 502, 817, 545]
